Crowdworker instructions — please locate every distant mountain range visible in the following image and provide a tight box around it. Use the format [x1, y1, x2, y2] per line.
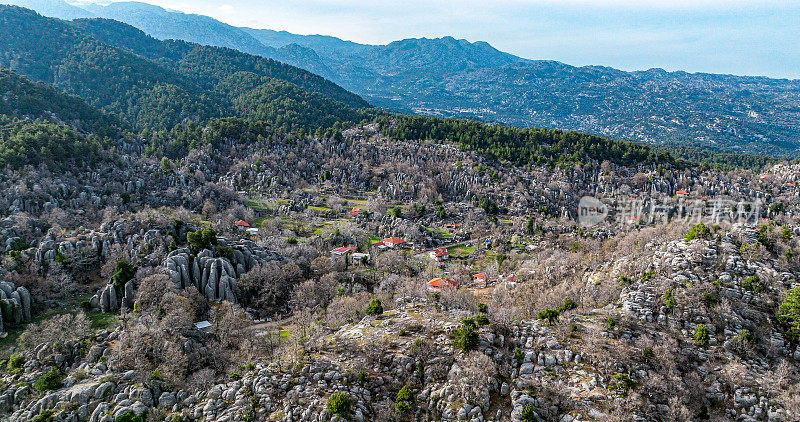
[5, 0, 800, 156]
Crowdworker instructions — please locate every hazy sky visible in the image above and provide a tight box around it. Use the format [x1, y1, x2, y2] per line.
[75, 1, 799, 79]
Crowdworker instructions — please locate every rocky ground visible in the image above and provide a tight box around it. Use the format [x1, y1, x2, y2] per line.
[0, 127, 799, 421]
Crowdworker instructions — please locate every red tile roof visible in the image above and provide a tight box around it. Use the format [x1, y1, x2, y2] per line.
[432, 248, 449, 257]
[428, 278, 459, 289]
[235, 220, 251, 227]
[473, 273, 486, 280]
[383, 237, 405, 245]
[333, 245, 357, 253]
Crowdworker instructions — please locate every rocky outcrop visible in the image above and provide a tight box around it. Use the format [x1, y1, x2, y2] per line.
[0, 281, 32, 332]
[163, 241, 283, 303]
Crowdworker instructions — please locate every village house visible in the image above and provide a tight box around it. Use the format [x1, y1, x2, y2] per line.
[349, 207, 361, 217]
[331, 246, 357, 256]
[472, 272, 487, 287]
[427, 277, 459, 291]
[378, 237, 406, 249]
[429, 247, 450, 261]
[235, 220, 251, 230]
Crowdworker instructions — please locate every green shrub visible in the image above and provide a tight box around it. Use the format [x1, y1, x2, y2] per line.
[326, 392, 352, 418]
[558, 298, 577, 313]
[694, 324, 710, 346]
[477, 303, 488, 313]
[394, 385, 415, 413]
[217, 245, 234, 261]
[781, 226, 793, 240]
[475, 314, 489, 327]
[7, 238, 28, 253]
[702, 292, 719, 307]
[148, 368, 164, 381]
[663, 288, 675, 310]
[537, 308, 560, 326]
[461, 318, 476, 328]
[618, 275, 632, 286]
[742, 276, 763, 293]
[286, 237, 298, 245]
[365, 299, 383, 316]
[34, 368, 62, 392]
[30, 409, 55, 422]
[641, 271, 655, 282]
[609, 372, 636, 396]
[684, 222, 711, 241]
[112, 260, 135, 292]
[453, 324, 479, 352]
[187, 227, 217, 251]
[160, 157, 174, 174]
[513, 347, 523, 362]
[115, 411, 148, 422]
[605, 317, 616, 329]
[6, 353, 24, 371]
[520, 404, 538, 422]
[642, 347, 655, 360]
[735, 329, 753, 344]
[777, 286, 800, 342]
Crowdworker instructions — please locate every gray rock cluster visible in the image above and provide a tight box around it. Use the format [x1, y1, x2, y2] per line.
[163, 240, 283, 303]
[0, 280, 31, 332]
[32, 221, 138, 269]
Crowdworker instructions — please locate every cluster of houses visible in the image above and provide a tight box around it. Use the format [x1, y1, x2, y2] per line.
[425, 273, 516, 292]
[328, 236, 411, 265]
[429, 247, 450, 261]
[331, 245, 371, 265]
[235, 211, 514, 294]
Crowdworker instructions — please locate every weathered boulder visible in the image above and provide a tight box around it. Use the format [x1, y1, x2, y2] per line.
[99, 284, 119, 313]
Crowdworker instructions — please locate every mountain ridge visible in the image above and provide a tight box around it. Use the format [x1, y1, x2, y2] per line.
[0, 5, 371, 133]
[4, 0, 800, 156]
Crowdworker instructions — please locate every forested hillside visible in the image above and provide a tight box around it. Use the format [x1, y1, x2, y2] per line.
[0, 67, 118, 169]
[0, 116, 104, 169]
[0, 68, 122, 136]
[381, 115, 676, 168]
[0, 6, 371, 132]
